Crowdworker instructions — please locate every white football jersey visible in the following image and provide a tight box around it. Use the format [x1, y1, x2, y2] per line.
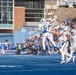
[39, 22, 50, 33]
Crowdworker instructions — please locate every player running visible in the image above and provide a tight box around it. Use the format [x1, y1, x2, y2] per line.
[70, 26, 76, 62]
[57, 24, 75, 64]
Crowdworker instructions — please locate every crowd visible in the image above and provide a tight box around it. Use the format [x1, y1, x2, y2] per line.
[0, 17, 76, 59]
[0, 33, 56, 55]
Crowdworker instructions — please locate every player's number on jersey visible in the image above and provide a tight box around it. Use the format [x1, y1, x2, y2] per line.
[43, 25, 48, 31]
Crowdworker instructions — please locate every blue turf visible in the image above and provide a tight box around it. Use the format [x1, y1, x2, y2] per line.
[0, 54, 76, 75]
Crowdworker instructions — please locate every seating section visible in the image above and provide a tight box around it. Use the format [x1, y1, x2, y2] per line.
[59, 0, 76, 7]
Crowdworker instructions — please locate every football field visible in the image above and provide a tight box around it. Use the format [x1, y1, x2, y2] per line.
[0, 54, 76, 75]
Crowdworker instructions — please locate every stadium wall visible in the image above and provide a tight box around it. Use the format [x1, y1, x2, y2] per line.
[14, 7, 25, 32]
[55, 7, 76, 22]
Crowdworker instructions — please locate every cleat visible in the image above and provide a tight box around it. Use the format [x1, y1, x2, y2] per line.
[66, 57, 72, 63]
[73, 56, 75, 62]
[66, 60, 70, 63]
[48, 50, 52, 55]
[60, 60, 65, 64]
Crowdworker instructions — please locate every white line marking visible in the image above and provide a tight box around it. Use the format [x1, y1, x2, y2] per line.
[0, 65, 22, 67]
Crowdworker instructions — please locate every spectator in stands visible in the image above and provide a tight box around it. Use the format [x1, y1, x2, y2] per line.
[34, 41, 39, 55]
[39, 42, 43, 53]
[3, 43, 7, 50]
[17, 43, 22, 54]
[0, 42, 2, 50]
[22, 43, 26, 51]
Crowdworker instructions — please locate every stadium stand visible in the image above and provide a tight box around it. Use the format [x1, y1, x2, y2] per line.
[59, 1, 69, 7]
[14, 26, 41, 43]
